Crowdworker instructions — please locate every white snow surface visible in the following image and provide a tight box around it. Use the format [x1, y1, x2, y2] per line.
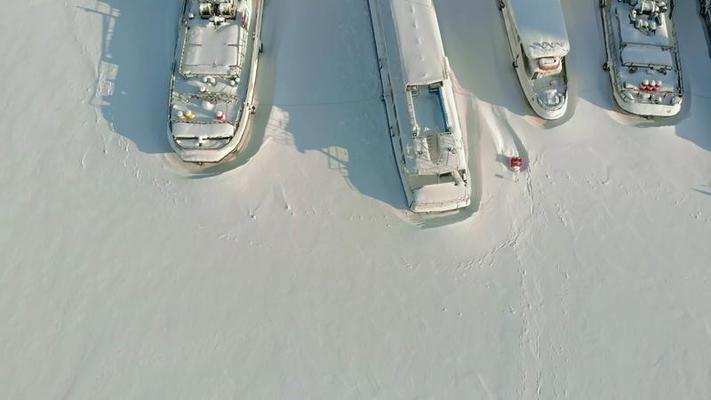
[1, 0, 710, 399]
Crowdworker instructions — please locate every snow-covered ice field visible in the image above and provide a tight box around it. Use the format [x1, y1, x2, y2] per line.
[1, 0, 710, 398]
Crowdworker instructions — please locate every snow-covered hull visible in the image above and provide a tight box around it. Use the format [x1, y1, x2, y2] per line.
[499, 0, 570, 120]
[167, 0, 263, 164]
[600, 0, 683, 117]
[368, 0, 471, 213]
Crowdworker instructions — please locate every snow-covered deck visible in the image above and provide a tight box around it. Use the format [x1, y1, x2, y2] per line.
[391, 0, 447, 85]
[406, 84, 457, 175]
[181, 24, 246, 77]
[618, 12, 672, 48]
[370, 0, 470, 211]
[168, 0, 262, 162]
[602, 0, 683, 116]
[509, 0, 569, 59]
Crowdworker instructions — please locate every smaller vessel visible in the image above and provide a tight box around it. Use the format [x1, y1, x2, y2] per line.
[368, 0, 471, 213]
[600, 0, 683, 117]
[168, 0, 263, 163]
[498, 0, 570, 120]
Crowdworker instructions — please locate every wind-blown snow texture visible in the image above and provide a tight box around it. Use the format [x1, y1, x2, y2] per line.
[1, 0, 710, 398]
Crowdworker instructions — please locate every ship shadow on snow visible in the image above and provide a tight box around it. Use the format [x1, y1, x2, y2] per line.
[81, 0, 177, 155]
[249, 0, 408, 210]
[670, 1, 711, 153]
[435, 0, 531, 119]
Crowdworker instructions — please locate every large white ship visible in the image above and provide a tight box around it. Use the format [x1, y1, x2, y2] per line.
[368, 0, 471, 213]
[601, 0, 683, 117]
[168, 0, 263, 163]
[499, 0, 571, 120]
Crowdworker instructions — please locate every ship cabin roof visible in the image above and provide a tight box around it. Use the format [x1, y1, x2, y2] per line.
[509, 0, 570, 59]
[391, 0, 447, 85]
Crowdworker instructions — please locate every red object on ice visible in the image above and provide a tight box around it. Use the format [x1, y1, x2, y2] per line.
[510, 156, 524, 170]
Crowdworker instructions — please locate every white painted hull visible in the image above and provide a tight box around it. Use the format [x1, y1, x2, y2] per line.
[610, 88, 682, 117]
[600, 0, 684, 118]
[499, 0, 569, 121]
[368, 0, 471, 213]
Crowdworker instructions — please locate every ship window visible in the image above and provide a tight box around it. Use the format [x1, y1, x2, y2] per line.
[538, 57, 561, 72]
[438, 173, 455, 183]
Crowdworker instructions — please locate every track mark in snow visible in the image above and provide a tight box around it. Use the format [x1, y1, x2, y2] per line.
[524, 172, 536, 217]
[277, 186, 295, 215]
[217, 232, 239, 243]
[264, 107, 292, 145]
[401, 258, 420, 272]
[458, 232, 522, 274]
[512, 238, 547, 399]
[477, 374, 496, 400]
[481, 103, 529, 173]
[703, 320, 711, 342]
